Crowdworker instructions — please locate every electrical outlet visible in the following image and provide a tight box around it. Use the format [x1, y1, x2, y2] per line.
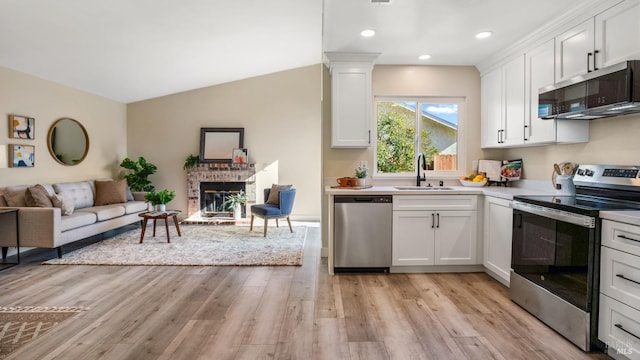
[360, 160, 368, 169]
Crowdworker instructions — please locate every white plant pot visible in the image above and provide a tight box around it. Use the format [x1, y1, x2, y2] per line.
[234, 206, 242, 220]
[356, 178, 366, 187]
[156, 204, 166, 212]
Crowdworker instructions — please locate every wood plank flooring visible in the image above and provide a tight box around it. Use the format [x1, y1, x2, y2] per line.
[0, 223, 610, 359]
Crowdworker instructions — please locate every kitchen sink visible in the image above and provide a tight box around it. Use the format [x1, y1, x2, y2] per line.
[394, 186, 454, 191]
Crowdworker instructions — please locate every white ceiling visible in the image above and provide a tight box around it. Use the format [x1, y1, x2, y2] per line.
[0, 0, 588, 104]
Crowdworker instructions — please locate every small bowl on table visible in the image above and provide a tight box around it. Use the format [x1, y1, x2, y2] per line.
[459, 179, 488, 187]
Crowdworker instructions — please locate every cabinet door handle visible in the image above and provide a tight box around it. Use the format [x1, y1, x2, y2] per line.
[436, 213, 440, 228]
[616, 274, 640, 286]
[587, 52, 593, 72]
[497, 130, 501, 144]
[593, 50, 599, 71]
[524, 124, 529, 141]
[615, 323, 640, 341]
[368, 130, 371, 144]
[617, 234, 640, 243]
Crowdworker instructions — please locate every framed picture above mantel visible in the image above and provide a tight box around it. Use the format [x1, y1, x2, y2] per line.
[199, 127, 244, 163]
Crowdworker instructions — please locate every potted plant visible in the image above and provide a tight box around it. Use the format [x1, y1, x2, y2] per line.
[144, 189, 176, 212]
[183, 154, 199, 171]
[120, 156, 157, 192]
[221, 190, 247, 219]
[354, 165, 369, 186]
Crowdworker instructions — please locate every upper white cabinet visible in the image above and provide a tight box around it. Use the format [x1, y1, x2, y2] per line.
[325, 52, 379, 148]
[556, 0, 640, 82]
[481, 55, 525, 148]
[524, 39, 589, 145]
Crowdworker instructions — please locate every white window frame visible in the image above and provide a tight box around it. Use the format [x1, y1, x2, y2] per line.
[373, 96, 467, 181]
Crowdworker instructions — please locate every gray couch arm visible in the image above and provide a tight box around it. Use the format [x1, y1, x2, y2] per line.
[8, 207, 61, 248]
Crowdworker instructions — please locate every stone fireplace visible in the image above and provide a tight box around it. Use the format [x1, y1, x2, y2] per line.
[186, 163, 256, 220]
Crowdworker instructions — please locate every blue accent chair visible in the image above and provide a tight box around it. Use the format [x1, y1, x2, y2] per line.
[250, 188, 296, 237]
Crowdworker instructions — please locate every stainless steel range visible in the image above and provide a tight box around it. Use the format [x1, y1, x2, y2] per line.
[511, 165, 640, 351]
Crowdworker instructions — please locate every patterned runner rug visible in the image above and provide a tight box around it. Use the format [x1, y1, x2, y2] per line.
[0, 306, 87, 359]
[43, 225, 306, 266]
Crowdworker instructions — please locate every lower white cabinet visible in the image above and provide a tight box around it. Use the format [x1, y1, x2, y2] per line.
[392, 195, 478, 266]
[600, 219, 640, 359]
[483, 196, 513, 285]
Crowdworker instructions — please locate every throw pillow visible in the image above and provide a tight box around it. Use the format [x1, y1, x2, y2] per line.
[94, 180, 127, 206]
[125, 186, 134, 201]
[4, 188, 27, 207]
[0, 194, 7, 207]
[53, 182, 94, 209]
[51, 193, 75, 215]
[266, 184, 293, 206]
[25, 184, 53, 207]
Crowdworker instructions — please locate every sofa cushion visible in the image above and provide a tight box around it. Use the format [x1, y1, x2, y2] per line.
[60, 211, 97, 232]
[25, 184, 54, 207]
[123, 201, 149, 214]
[53, 181, 94, 209]
[78, 204, 126, 221]
[51, 193, 75, 215]
[251, 204, 283, 217]
[2, 185, 28, 207]
[94, 180, 127, 206]
[266, 184, 292, 206]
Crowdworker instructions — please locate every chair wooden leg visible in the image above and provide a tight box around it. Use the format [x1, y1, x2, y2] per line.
[276, 218, 279, 228]
[263, 218, 268, 237]
[287, 216, 293, 233]
[250, 215, 255, 231]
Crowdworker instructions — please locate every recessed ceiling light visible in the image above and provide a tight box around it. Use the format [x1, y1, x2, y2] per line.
[418, 54, 431, 60]
[475, 31, 493, 39]
[360, 29, 376, 37]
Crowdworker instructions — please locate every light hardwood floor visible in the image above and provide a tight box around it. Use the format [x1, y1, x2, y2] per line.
[1, 223, 610, 359]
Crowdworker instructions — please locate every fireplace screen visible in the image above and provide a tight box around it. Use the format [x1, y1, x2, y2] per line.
[200, 182, 246, 217]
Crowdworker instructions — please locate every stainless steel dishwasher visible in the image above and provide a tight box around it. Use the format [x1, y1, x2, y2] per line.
[334, 195, 392, 272]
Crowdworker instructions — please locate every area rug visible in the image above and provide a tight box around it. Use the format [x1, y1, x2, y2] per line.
[43, 225, 307, 266]
[0, 306, 88, 359]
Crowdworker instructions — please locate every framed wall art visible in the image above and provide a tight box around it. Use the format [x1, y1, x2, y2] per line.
[9, 144, 35, 167]
[232, 148, 248, 164]
[199, 127, 244, 163]
[9, 115, 35, 139]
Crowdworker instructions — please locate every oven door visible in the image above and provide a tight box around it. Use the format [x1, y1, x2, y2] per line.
[511, 201, 596, 311]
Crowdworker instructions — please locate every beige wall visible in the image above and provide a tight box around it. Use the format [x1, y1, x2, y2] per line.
[503, 113, 640, 180]
[0, 66, 127, 186]
[127, 65, 322, 220]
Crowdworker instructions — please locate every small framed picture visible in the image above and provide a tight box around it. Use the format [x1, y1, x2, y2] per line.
[9, 144, 35, 167]
[232, 148, 248, 164]
[9, 115, 35, 139]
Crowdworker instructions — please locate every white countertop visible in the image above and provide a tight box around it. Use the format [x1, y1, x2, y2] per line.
[325, 185, 551, 200]
[600, 210, 640, 226]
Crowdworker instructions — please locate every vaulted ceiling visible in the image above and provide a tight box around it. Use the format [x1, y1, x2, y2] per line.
[0, 0, 587, 103]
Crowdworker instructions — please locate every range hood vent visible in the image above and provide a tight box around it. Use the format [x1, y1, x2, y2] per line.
[538, 60, 640, 120]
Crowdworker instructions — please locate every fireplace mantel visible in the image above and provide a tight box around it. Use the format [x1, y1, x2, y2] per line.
[187, 163, 256, 218]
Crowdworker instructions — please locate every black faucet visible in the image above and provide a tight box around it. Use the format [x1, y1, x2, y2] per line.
[416, 152, 426, 186]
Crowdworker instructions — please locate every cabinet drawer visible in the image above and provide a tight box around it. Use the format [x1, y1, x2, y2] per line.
[603, 219, 640, 257]
[599, 295, 640, 359]
[601, 246, 640, 310]
[393, 195, 477, 211]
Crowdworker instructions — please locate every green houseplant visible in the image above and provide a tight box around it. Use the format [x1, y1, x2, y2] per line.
[221, 190, 247, 219]
[120, 157, 157, 192]
[144, 189, 176, 212]
[354, 165, 369, 186]
[183, 154, 199, 170]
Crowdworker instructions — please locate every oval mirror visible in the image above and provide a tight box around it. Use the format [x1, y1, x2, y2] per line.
[47, 118, 89, 166]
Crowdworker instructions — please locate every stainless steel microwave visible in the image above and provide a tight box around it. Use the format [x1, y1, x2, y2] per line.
[539, 60, 640, 120]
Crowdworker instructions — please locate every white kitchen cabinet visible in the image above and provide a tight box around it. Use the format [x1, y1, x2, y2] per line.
[483, 196, 513, 286]
[556, 0, 640, 82]
[325, 52, 379, 148]
[524, 39, 589, 145]
[481, 55, 525, 148]
[599, 219, 640, 358]
[392, 195, 477, 266]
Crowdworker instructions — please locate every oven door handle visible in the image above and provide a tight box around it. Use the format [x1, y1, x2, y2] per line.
[512, 201, 596, 228]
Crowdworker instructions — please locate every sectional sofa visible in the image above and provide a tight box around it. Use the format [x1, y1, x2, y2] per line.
[0, 179, 149, 258]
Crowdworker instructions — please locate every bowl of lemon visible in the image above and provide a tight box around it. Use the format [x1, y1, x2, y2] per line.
[459, 173, 487, 187]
